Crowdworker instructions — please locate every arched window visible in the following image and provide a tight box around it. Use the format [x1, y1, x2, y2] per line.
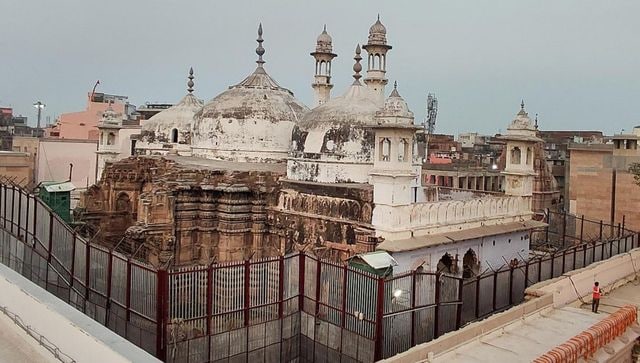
[379, 138, 391, 161]
[107, 132, 116, 145]
[436, 253, 457, 275]
[511, 147, 521, 164]
[398, 138, 409, 162]
[526, 147, 532, 165]
[115, 193, 130, 212]
[462, 249, 479, 279]
[171, 128, 178, 143]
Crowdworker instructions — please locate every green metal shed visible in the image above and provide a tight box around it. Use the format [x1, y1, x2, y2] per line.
[38, 181, 75, 223]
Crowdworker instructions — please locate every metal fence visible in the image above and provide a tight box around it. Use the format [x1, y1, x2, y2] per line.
[0, 181, 637, 362]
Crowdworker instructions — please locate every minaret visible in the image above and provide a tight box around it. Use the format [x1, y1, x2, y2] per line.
[499, 101, 543, 199]
[369, 82, 420, 207]
[310, 25, 337, 106]
[363, 15, 392, 101]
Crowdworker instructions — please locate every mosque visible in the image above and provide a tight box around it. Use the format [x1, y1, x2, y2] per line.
[82, 18, 544, 275]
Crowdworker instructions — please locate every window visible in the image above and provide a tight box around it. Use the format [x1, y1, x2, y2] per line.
[107, 132, 116, 145]
[171, 128, 178, 143]
[379, 138, 391, 161]
[526, 147, 532, 165]
[398, 138, 409, 162]
[511, 147, 521, 164]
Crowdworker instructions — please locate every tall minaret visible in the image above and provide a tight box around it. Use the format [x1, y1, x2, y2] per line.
[363, 15, 392, 101]
[310, 25, 337, 106]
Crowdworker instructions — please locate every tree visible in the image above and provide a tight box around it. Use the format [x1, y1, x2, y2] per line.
[629, 163, 640, 186]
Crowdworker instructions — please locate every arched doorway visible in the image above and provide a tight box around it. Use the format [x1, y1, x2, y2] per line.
[171, 128, 179, 143]
[436, 253, 456, 275]
[462, 249, 479, 279]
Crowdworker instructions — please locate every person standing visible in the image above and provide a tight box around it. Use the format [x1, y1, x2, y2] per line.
[592, 281, 601, 313]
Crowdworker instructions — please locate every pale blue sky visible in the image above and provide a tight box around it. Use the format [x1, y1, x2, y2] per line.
[1, 0, 639, 135]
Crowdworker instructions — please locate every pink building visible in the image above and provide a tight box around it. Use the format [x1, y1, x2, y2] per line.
[48, 93, 128, 140]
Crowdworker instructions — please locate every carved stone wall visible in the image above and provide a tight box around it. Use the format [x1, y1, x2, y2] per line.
[77, 156, 376, 267]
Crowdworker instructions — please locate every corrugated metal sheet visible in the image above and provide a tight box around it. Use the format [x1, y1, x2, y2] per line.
[352, 251, 398, 269]
[42, 181, 75, 193]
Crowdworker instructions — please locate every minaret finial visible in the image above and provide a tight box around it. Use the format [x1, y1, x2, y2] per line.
[323, 24, 327, 32]
[256, 23, 265, 67]
[187, 67, 194, 94]
[521, 99, 525, 110]
[535, 113, 539, 129]
[393, 81, 397, 90]
[377, 13, 380, 21]
[352, 44, 362, 84]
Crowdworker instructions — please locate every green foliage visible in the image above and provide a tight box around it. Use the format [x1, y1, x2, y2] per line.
[629, 163, 640, 186]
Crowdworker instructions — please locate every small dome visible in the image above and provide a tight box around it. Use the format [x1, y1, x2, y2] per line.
[375, 83, 414, 124]
[508, 102, 536, 132]
[141, 93, 203, 141]
[314, 26, 334, 54]
[367, 16, 388, 45]
[369, 18, 386, 35]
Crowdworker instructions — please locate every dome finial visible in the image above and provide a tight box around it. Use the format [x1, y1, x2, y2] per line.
[352, 44, 363, 84]
[377, 13, 380, 21]
[256, 23, 265, 67]
[390, 80, 401, 97]
[187, 67, 194, 94]
[535, 113, 539, 130]
[323, 24, 327, 32]
[521, 99, 525, 111]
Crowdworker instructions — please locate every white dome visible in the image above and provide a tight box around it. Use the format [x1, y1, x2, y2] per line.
[191, 66, 308, 163]
[140, 93, 203, 145]
[288, 83, 383, 183]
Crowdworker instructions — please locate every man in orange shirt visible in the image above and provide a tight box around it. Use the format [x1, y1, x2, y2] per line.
[592, 281, 601, 313]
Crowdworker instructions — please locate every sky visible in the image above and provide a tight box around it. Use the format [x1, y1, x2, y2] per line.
[1, 0, 639, 136]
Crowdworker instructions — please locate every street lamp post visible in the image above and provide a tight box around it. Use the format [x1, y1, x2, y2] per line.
[33, 101, 45, 137]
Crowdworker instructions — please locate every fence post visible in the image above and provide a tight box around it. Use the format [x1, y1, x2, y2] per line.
[562, 211, 567, 247]
[105, 249, 113, 324]
[579, 215, 584, 244]
[508, 267, 514, 306]
[340, 264, 347, 328]
[374, 276, 385, 361]
[84, 241, 91, 312]
[45, 212, 53, 290]
[622, 215, 626, 234]
[617, 223, 621, 238]
[278, 255, 285, 319]
[455, 276, 464, 329]
[434, 273, 442, 339]
[609, 236, 614, 258]
[561, 250, 566, 274]
[125, 259, 132, 338]
[545, 211, 550, 243]
[315, 258, 321, 317]
[524, 261, 530, 288]
[244, 259, 250, 326]
[491, 271, 498, 312]
[410, 270, 416, 346]
[156, 269, 169, 361]
[474, 276, 480, 319]
[16, 189, 21, 235]
[32, 196, 37, 243]
[599, 220, 603, 241]
[206, 263, 213, 359]
[70, 233, 76, 288]
[298, 252, 305, 312]
[550, 253, 555, 278]
[538, 258, 542, 282]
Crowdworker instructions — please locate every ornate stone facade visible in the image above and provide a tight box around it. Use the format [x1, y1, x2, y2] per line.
[79, 156, 377, 267]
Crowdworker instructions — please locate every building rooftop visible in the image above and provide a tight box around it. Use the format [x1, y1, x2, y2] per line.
[0, 263, 160, 363]
[159, 155, 287, 173]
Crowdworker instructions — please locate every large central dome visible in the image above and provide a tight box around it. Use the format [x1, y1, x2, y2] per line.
[191, 24, 309, 163]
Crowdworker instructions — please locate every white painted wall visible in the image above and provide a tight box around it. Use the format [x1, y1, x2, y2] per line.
[391, 230, 529, 274]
